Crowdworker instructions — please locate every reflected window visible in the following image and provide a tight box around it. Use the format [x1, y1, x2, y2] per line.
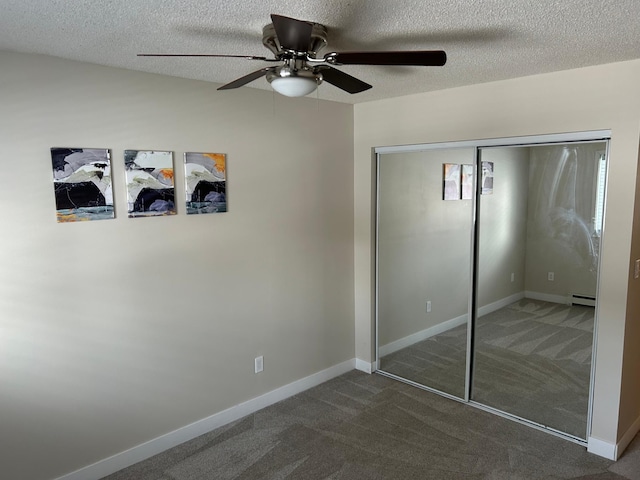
[594, 151, 606, 236]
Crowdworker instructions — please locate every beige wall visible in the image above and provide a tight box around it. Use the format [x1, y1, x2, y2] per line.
[0, 51, 355, 480]
[618, 143, 640, 437]
[354, 60, 640, 446]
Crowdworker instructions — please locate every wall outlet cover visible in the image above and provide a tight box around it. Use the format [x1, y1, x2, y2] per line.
[255, 356, 264, 373]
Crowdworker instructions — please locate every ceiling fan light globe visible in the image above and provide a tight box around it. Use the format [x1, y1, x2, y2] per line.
[270, 76, 318, 97]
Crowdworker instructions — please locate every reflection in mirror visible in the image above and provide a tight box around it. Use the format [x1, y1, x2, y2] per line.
[472, 142, 606, 440]
[377, 148, 474, 399]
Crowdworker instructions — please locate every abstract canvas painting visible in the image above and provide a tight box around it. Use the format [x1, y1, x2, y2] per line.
[51, 148, 114, 222]
[461, 164, 474, 200]
[443, 163, 461, 200]
[184, 152, 227, 214]
[125, 150, 176, 217]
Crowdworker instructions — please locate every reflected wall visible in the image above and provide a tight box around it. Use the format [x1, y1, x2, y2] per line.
[377, 148, 474, 399]
[525, 144, 605, 300]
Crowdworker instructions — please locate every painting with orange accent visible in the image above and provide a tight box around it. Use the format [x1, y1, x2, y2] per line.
[184, 152, 227, 214]
[204, 153, 226, 174]
[124, 150, 176, 217]
[51, 148, 114, 222]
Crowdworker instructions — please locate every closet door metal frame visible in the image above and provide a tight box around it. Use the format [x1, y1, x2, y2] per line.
[374, 130, 611, 446]
[374, 142, 477, 403]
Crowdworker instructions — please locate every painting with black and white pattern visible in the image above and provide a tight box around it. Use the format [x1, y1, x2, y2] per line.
[184, 152, 227, 215]
[125, 150, 176, 218]
[51, 148, 114, 223]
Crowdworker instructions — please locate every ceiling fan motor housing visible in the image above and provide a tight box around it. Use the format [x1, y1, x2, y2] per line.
[262, 22, 328, 59]
[266, 59, 322, 81]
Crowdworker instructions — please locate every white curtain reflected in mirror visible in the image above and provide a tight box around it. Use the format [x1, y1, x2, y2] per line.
[472, 142, 606, 440]
[377, 148, 474, 399]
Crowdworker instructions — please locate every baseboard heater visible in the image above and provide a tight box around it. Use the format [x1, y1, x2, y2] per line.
[571, 294, 596, 307]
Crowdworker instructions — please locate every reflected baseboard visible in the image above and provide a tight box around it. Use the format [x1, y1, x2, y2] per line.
[378, 291, 588, 358]
[478, 291, 526, 317]
[379, 291, 527, 358]
[379, 314, 468, 357]
[525, 290, 571, 305]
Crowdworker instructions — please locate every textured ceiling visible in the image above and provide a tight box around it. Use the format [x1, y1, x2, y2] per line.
[1, 0, 640, 104]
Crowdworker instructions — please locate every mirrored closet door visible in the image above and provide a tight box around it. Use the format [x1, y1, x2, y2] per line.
[377, 147, 475, 400]
[472, 142, 607, 440]
[376, 134, 608, 442]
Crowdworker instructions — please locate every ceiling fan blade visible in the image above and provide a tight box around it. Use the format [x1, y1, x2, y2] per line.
[270, 14, 313, 52]
[217, 67, 275, 90]
[317, 66, 372, 94]
[138, 53, 271, 60]
[328, 50, 447, 66]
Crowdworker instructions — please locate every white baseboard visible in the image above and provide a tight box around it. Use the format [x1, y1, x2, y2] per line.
[615, 414, 640, 459]
[56, 359, 356, 480]
[525, 290, 570, 305]
[355, 358, 376, 374]
[379, 314, 468, 357]
[587, 414, 640, 461]
[478, 291, 525, 317]
[587, 436, 617, 460]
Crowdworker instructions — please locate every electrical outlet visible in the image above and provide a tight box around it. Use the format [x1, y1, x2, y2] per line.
[426, 301, 432, 313]
[511, 273, 515, 282]
[255, 356, 264, 373]
[635, 259, 640, 279]
[548, 272, 555, 281]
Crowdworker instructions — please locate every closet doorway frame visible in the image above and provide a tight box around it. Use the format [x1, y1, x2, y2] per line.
[374, 130, 611, 447]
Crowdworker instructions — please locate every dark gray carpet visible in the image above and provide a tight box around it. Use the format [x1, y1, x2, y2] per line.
[102, 371, 639, 480]
[379, 299, 594, 439]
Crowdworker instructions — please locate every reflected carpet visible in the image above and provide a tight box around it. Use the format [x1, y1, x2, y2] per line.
[380, 298, 594, 438]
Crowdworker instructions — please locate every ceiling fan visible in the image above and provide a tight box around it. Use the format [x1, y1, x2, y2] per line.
[139, 14, 447, 97]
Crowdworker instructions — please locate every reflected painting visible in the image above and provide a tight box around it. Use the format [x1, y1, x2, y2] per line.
[443, 163, 461, 200]
[51, 148, 114, 223]
[461, 164, 474, 200]
[125, 150, 176, 218]
[184, 152, 227, 214]
[481, 161, 494, 195]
